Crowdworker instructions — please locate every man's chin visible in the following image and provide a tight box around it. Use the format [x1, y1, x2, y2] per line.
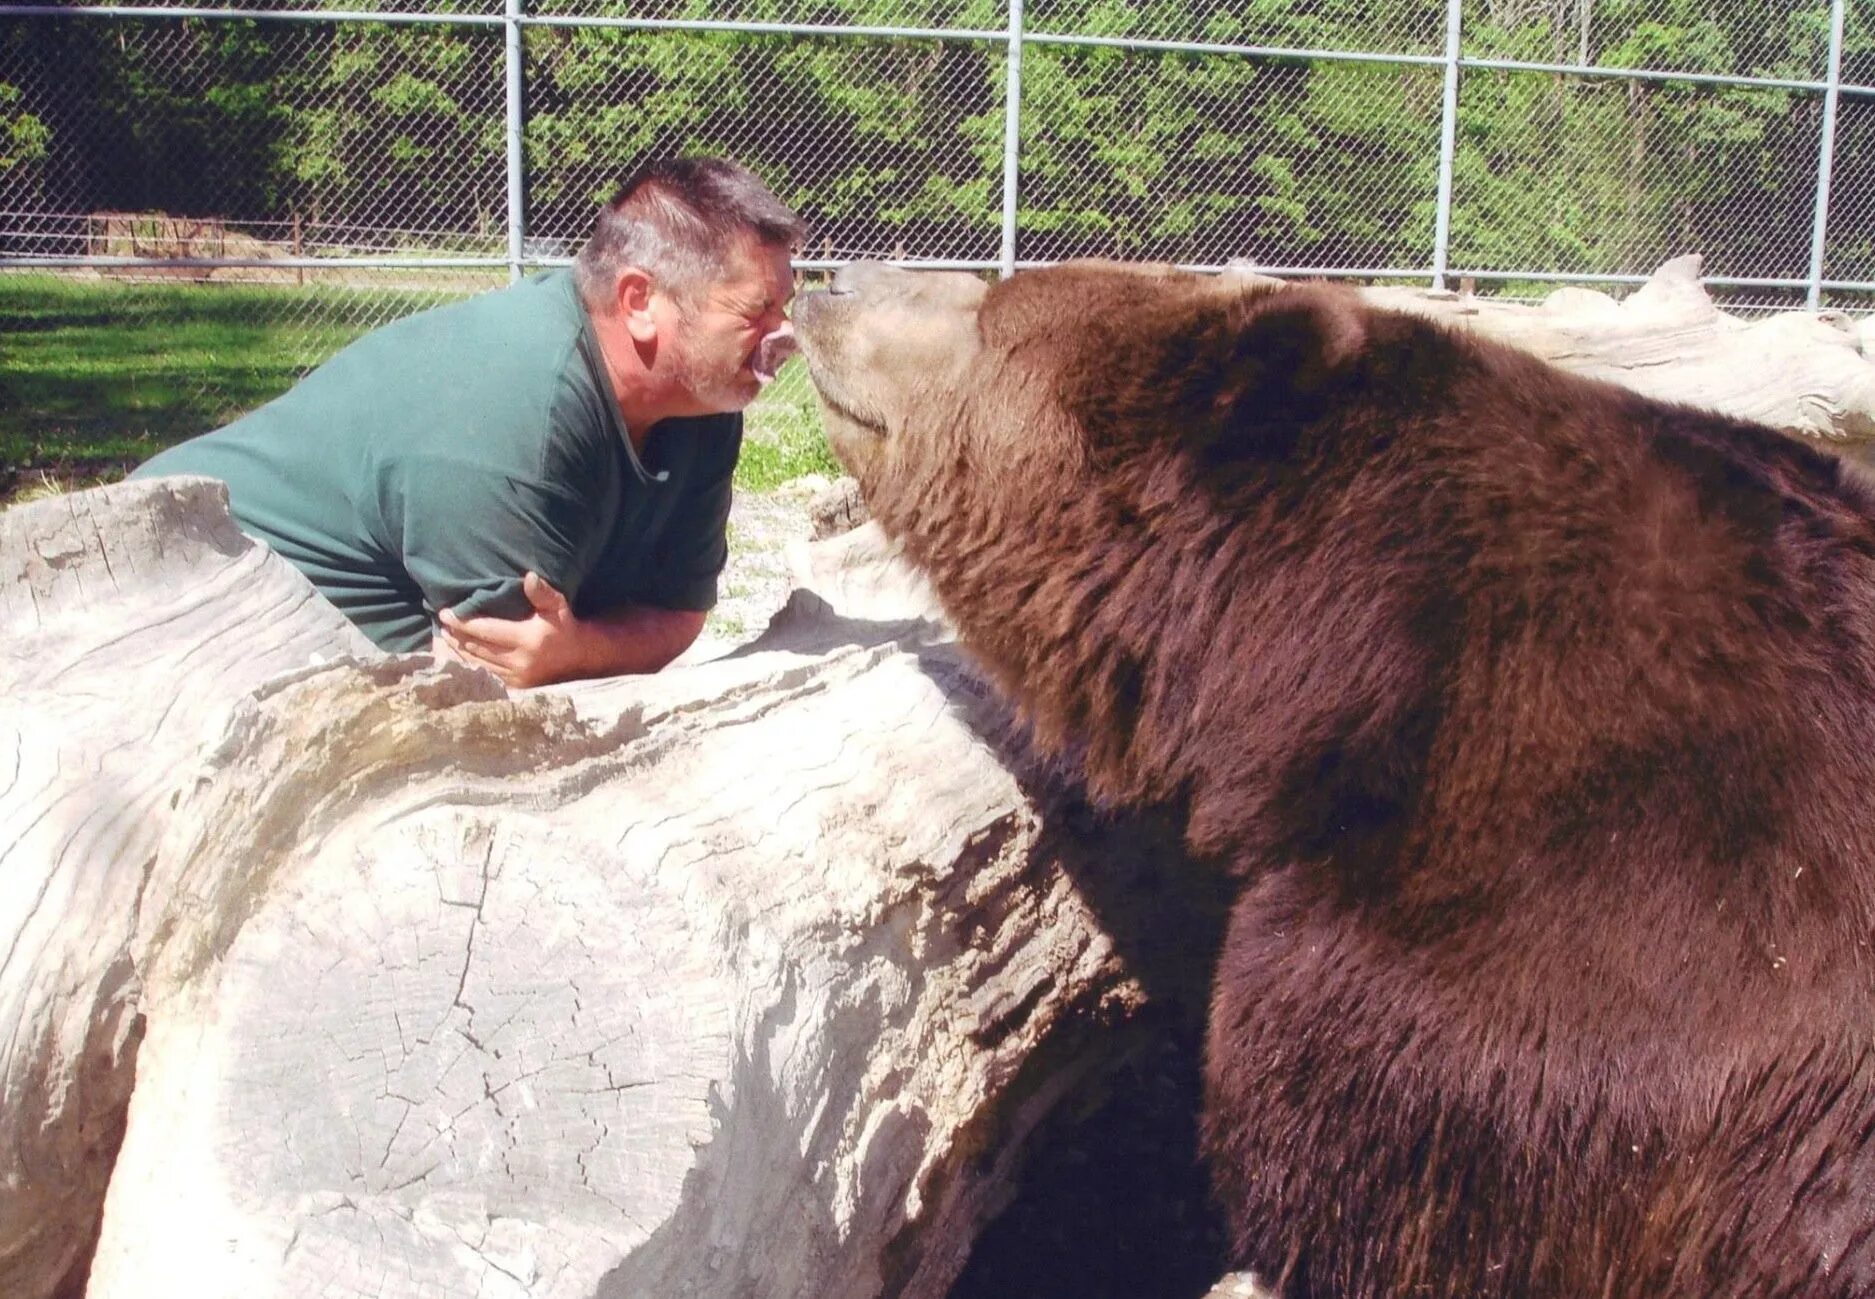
[675, 374, 763, 418]
[718, 373, 766, 411]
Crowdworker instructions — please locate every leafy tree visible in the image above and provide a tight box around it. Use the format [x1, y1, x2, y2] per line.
[0, 81, 50, 177]
[285, 23, 506, 243]
[0, 0, 1855, 285]
[1453, 1, 1831, 279]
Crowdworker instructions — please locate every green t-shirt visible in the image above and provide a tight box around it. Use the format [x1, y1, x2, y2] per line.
[134, 270, 740, 653]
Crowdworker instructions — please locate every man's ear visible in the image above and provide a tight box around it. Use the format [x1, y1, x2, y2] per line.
[1072, 282, 1370, 469]
[617, 267, 657, 344]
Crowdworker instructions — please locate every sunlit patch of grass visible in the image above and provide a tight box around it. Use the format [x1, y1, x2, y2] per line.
[0, 274, 410, 451]
[10, 471, 73, 505]
[737, 361, 839, 491]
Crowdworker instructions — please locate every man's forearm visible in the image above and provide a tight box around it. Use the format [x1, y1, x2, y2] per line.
[570, 602, 707, 679]
[436, 572, 710, 687]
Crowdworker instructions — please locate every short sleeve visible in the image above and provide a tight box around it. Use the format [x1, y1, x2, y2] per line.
[376, 452, 602, 625]
[638, 416, 742, 612]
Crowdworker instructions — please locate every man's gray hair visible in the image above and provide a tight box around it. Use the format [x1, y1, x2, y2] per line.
[574, 157, 805, 312]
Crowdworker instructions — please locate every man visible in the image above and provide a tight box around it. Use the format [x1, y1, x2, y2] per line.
[135, 157, 803, 687]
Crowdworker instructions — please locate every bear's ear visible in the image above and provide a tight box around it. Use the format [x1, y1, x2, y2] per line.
[1067, 282, 1370, 469]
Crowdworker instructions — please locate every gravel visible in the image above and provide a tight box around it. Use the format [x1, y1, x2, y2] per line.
[686, 476, 831, 659]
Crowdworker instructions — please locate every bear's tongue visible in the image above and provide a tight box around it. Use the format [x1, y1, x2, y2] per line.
[752, 328, 799, 384]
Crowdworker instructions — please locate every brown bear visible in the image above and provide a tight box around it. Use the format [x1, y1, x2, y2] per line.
[794, 260, 1875, 1299]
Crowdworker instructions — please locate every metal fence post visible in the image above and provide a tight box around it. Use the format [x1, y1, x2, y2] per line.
[1806, 0, 1847, 311]
[5, 5, 1869, 302]
[505, 0, 527, 283]
[999, 0, 1024, 278]
[1430, 0, 1463, 292]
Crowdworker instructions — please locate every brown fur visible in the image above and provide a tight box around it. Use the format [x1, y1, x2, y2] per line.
[796, 261, 1875, 1298]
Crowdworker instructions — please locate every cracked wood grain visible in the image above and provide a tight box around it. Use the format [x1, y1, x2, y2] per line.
[0, 478, 373, 1299]
[5, 480, 1169, 1299]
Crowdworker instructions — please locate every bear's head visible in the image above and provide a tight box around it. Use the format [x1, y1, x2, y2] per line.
[796, 260, 1370, 524]
[796, 262, 1439, 844]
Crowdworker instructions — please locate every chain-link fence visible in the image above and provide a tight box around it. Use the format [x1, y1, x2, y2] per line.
[2, 0, 1872, 466]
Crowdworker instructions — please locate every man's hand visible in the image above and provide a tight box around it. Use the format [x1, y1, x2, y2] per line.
[437, 572, 707, 688]
[438, 571, 588, 688]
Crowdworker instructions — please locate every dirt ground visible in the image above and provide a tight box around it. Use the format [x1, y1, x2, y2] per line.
[688, 476, 829, 657]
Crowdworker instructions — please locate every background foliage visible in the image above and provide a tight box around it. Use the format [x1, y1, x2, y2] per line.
[3, 0, 1869, 278]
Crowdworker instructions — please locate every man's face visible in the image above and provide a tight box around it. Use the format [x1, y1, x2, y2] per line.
[662, 235, 795, 415]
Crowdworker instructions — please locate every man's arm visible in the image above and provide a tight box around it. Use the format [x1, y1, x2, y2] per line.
[436, 571, 705, 687]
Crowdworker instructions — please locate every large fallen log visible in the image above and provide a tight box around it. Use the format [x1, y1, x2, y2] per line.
[1, 479, 1211, 1299]
[1, 481, 374, 1296]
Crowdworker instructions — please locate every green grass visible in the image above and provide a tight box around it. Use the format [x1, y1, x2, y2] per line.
[739, 363, 842, 489]
[0, 272, 837, 499]
[0, 274, 408, 466]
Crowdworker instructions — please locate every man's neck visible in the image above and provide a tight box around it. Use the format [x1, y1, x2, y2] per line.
[586, 309, 681, 451]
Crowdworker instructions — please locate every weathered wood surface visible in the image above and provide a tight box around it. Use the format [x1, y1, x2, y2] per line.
[1, 479, 375, 1297]
[1230, 254, 1875, 449]
[1, 479, 1183, 1299]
